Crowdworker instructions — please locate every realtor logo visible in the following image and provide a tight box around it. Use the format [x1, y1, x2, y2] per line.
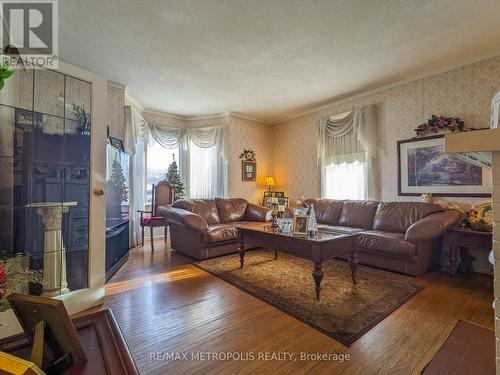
[0, 0, 58, 68]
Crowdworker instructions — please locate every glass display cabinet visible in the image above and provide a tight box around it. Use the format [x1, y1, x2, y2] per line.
[0, 69, 92, 311]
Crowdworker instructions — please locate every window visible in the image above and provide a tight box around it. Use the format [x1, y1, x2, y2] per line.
[324, 159, 368, 200]
[146, 143, 178, 204]
[189, 141, 218, 199]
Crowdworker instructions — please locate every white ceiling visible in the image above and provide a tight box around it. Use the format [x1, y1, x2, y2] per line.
[59, 0, 500, 123]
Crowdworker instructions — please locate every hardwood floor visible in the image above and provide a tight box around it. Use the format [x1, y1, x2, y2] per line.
[98, 241, 494, 375]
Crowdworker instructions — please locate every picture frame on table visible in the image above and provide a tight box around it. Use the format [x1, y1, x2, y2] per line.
[241, 160, 256, 182]
[7, 294, 87, 372]
[262, 191, 286, 205]
[397, 135, 491, 197]
[293, 215, 309, 236]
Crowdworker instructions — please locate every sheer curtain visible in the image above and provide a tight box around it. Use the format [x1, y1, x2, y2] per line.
[124, 106, 148, 247]
[188, 142, 218, 198]
[318, 105, 377, 200]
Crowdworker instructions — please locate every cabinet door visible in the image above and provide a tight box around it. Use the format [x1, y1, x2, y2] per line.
[0, 63, 107, 338]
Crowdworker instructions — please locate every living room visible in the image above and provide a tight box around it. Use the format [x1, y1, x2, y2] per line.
[0, 1, 499, 374]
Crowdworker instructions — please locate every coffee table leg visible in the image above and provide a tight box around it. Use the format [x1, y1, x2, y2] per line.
[274, 250, 278, 260]
[312, 262, 324, 301]
[348, 252, 358, 284]
[238, 241, 245, 268]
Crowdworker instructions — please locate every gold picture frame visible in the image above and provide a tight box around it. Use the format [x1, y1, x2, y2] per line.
[292, 215, 309, 236]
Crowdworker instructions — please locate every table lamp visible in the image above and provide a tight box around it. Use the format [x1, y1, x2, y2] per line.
[264, 176, 275, 192]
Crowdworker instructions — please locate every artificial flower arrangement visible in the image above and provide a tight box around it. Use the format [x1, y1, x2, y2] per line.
[415, 115, 466, 137]
[461, 207, 492, 232]
[239, 149, 256, 161]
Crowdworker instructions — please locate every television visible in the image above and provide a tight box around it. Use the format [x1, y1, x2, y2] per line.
[105, 144, 130, 229]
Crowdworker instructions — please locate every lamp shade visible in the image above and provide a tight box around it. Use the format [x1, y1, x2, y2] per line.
[264, 176, 275, 187]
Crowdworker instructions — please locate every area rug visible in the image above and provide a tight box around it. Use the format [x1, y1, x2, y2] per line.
[194, 250, 423, 346]
[422, 320, 495, 374]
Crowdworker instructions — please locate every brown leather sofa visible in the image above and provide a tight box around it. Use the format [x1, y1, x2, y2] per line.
[158, 198, 272, 260]
[304, 199, 461, 276]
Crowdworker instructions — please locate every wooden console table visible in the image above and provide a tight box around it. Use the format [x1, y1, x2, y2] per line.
[0, 308, 138, 375]
[446, 227, 492, 276]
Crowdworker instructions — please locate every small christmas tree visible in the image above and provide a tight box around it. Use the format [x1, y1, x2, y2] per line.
[110, 159, 129, 202]
[166, 154, 185, 199]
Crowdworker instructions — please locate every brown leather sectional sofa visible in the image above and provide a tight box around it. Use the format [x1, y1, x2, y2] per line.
[304, 199, 460, 275]
[158, 198, 272, 260]
[160, 197, 460, 276]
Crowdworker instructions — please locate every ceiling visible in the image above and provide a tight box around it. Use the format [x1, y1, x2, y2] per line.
[59, 0, 500, 123]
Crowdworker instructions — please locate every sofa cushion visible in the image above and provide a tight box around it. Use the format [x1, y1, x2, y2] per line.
[373, 202, 444, 233]
[338, 200, 379, 229]
[203, 223, 239, 243]
[358, 230, 416, 260]
[305, 198, 344, 225]
[173, 199, 220, 225]
[215, 198, 248, 223]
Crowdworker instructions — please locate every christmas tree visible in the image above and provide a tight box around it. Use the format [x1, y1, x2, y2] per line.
[166, 154, 185, 200]
[110, 159, 129, 202]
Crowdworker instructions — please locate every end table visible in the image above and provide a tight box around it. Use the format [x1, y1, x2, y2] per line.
[446, 227, 492, 276]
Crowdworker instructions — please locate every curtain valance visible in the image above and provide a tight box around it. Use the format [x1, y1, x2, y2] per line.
[318, 104, 377, 199]
[124, 106, 149, 155]
[318, 105, 377, 164]
[124, 106, 228, 199]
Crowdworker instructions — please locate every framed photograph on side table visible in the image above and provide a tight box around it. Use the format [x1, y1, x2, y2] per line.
[293, 215, 309, 236]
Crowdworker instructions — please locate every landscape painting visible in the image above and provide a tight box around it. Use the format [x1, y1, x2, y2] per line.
[397, 135, 491, 197]
[407, 144, 482, 187]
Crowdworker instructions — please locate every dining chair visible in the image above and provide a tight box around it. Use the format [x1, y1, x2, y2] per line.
[138, 180, 174, 251]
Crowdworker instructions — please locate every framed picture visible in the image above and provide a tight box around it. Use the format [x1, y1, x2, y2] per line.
[293, 215, 309, 236]
[397, 135, 491, 197]
[242, 160, 256, 182]
[262, 191, 286, 205]
[7, 294, 87, 370]
[109, 136, 125, 152]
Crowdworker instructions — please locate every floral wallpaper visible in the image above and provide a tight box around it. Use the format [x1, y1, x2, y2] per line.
[226, 115, 274, 204]
[107, 85, 126, 140]
[274, 55, 500, 209]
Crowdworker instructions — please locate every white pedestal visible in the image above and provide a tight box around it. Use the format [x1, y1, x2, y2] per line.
[27, 202, 77, 297]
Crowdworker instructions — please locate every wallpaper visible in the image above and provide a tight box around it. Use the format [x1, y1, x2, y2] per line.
[107, 85, 125, 140]
[273, 55, 500, 209]
[226, 115, 274, 204]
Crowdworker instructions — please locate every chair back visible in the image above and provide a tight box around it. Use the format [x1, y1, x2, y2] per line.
[152, 180, 174, 216]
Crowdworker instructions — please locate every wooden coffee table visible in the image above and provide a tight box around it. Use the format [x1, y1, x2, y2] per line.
[236, 224, 359, 300]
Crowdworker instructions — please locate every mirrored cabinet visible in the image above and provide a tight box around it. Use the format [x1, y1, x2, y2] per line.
[0, 69, 91, 310]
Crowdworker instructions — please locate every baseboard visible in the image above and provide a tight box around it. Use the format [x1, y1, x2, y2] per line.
[105, 252, 129, 282]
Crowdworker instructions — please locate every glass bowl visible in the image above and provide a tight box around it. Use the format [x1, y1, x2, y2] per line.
[276, 218, 293, 234]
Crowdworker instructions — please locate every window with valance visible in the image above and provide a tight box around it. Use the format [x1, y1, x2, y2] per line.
[318, 105, 377, 200]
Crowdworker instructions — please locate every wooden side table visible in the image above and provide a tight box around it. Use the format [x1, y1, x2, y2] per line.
[446, 227, 492, 276]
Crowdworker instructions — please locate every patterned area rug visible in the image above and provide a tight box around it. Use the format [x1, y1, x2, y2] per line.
[194, 250, 423, 346]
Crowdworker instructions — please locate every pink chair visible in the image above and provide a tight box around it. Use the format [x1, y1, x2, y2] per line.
[138, 180, 174, 251]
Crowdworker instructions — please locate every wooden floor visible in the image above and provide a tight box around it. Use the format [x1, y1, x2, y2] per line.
[98, 241, 494, 375]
